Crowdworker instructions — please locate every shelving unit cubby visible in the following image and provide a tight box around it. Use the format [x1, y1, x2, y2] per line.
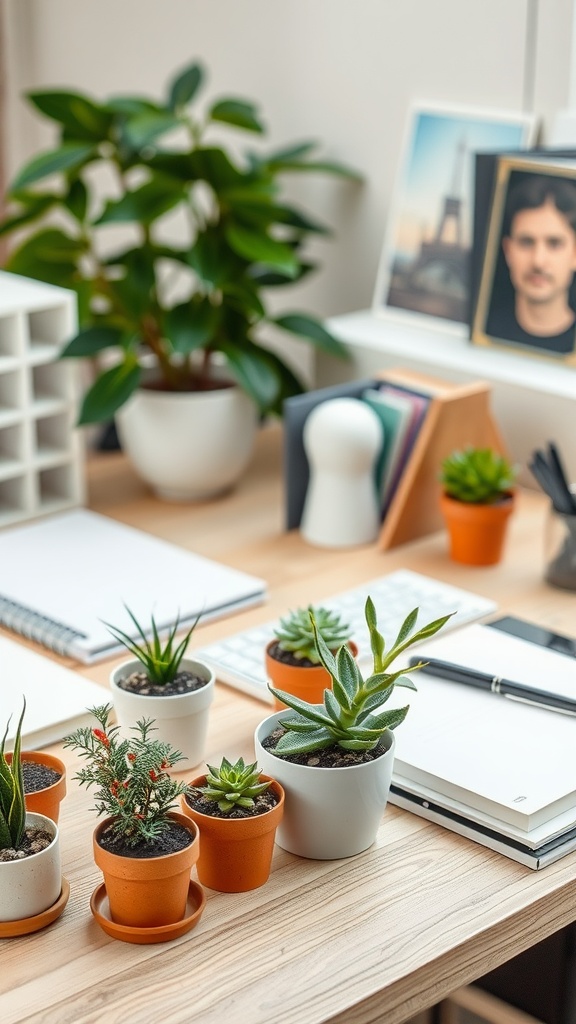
[0, 272, 84, 527]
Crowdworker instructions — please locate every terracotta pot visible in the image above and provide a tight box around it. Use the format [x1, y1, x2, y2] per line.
[110, 656, 215, 770]
[440, 492, 515, 566]
[181, 775, 284, 892]
[255, 710, 395, 860]
[93, 811, 199, 928]
[265, 640, 359, 710]
[0, 812, 61, 923]
[6, 751, 66, 823]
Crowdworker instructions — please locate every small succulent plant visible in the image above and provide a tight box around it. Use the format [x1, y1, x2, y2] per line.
[273, 605, 352, 664]
[64, 703, 188, 846]
[440, 447, 517, 505]
[195, 757, 271, 814]
[104, 607, 200, 685]
[268, 599, 452, 756]
[0, 700, 26, 850]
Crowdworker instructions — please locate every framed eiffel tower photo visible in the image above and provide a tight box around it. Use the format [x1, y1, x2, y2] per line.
[373, 102, 537, 334]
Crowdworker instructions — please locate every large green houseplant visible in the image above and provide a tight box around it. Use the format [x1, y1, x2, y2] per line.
[0, 61, 355, 495]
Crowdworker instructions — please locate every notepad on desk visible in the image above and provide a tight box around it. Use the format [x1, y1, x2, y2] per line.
[390, 622, 576, 835]
[0, 509, 266, 663]
[0, 634, 106, 749]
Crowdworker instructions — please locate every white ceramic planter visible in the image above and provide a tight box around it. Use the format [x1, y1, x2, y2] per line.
[254, 710, 395, 859]
[111, 657, 215, 771]
[0, 812, 61, 921]
[116, 383, 258, 501]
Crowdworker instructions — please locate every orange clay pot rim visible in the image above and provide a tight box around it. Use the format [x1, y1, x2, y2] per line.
[94, 812, 199, 862]
[184, 774, 284, 821]
[265, 639, 358, 665]
[5, 751, 65, 794]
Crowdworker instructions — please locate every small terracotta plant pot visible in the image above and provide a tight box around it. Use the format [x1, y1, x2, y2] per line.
[5, 751, 66, 823]
[440, 492, 515, 566]
[181, 775, 284, 892]
[93, 811, 200, 929]
[265, 640, 358, 710]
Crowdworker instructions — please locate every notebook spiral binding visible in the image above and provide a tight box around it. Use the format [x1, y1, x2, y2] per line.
[0, 596, 87, 656]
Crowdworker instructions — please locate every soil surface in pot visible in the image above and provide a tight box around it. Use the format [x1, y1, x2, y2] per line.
[97, 819, 194, 859]
[185, 787, 279, 820]
[22, 761, 62, 793]
[262, 726, 388, 769]
[0, 824, 54, 862]
[268, 642, 329, 669]
[116, 669, 208, 698]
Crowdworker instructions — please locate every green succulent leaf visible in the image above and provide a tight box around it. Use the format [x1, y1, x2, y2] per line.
[273, 727, 334, 757]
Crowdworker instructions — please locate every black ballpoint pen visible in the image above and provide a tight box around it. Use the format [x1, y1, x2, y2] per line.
[407, 656, 576, 715]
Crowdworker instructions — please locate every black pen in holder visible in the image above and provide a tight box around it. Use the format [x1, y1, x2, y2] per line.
[544, 495, 576, 591]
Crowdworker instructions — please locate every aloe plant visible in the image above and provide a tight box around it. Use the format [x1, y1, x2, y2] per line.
[440, 447, 517, 504]
[268, 599, 452, 755]
[195, 757, 271, 814]
[0, 700, 26, 850]
[104, 607, 200, 685]
[273, 605, 352, 664]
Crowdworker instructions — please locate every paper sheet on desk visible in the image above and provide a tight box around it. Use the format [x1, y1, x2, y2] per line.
[391, 623, 576, 831]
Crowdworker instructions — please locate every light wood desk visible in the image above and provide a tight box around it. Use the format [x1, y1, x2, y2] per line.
[3, 421, 576, 1024]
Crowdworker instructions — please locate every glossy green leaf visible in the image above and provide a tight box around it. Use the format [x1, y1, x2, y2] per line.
[27, 89, 112, 138]
[225, 224, 298, 277]
[273, 158, 362, 180]
[164, 300, 217, 355]
[273, 313, 349, 357]
[6, 228, 85, 288]
[187, 147, 245, 190]
[0, 195, 58, 237]
[11, 143, 95, 190]
[210, 98, 264, 134]
[63, 178, 88, 222]
[221, 281, 265, 319]
[61, 325, 124, 359]
[219, 338, 281, 412]
[168, 62, 203, 111]
[121, 111, 182, 150]
[97, 176, 185, 225]
[78, 360, 142, 425]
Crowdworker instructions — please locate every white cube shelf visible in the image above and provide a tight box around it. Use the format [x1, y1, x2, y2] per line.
[0, 272, 85, 527]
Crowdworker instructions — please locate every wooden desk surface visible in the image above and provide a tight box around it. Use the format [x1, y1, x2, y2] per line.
[4, 421, 576, 1024]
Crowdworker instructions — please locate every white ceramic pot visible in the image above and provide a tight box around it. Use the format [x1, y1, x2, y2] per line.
[254, 710, 395, 859]
[0, 812, 61, 921]
[110, 657, 215, 771]
[116, 383, 258, 501]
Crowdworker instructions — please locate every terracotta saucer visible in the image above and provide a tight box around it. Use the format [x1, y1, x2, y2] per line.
[90, 880, 206, 944]
[0, 877, 70, 938]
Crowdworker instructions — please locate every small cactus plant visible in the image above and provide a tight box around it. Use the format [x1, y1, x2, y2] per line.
[194, 757, 271, 814]
[273, 605, 352, 664]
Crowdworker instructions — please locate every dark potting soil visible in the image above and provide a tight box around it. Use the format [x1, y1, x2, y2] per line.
[185, 786, 279, 819]
[0, 824, 54, 862]
[97, 820, 194, 859]
[21, 761, 62, 793]
[268, 642, 319, 669]
[262, 726, 389, 769]
[116, 669, 208, 697]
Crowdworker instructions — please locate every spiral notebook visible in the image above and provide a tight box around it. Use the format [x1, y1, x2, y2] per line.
[0, 509, 266, 662]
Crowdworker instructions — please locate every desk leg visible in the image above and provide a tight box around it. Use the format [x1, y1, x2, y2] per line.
[560, 923, 576, 1024]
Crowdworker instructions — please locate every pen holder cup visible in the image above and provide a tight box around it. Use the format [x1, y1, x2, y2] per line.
[544, 501, 576, 591]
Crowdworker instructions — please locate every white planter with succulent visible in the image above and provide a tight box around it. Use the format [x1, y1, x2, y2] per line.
[256, 599, 451, 859]
[0, 703, 64, 930]
[108, 610, 214, 771]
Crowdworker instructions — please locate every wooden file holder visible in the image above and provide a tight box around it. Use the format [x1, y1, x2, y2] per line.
[376, 368, 506, 551]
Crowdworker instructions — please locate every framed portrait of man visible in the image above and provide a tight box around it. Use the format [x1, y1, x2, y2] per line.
[472, 156, 576, 365]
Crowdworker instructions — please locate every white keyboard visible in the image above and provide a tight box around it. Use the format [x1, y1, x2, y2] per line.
[193, 569, 497, 704]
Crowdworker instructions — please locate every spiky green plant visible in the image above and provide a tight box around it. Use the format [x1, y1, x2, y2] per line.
[63, 703, 188, 847]
[273, 605, 352, 664]
[440, 447, 517, 504]
[104, 607, 200, 685]
[0, 699, 26, 850]
[195, 757, 271, 814]
[268, 599, 452, 756]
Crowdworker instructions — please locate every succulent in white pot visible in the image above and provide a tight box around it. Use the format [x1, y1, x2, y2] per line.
[256, 599, 451, 859]
[107, 609, 214, 771]
[0, 702, 62, 924]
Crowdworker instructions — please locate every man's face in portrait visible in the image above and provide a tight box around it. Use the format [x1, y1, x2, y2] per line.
[502, 199, 576, 307]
